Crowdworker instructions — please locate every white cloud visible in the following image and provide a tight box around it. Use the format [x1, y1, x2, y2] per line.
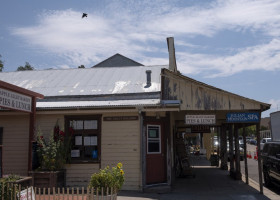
[9, 0, 280, 76]
[268, 99, 280, 110]
[145, 0, 280, 37]
[262, 98, 280, 117]
[177, 39, 280, 77]
[57, 64, 71, 69]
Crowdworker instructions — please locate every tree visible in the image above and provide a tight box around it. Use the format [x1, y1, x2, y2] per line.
[0, 54, 4, 72]
[17, 62, 34, 71]
[260, 125, 269, 131]
[238, 125, 257, 137]
[78, 65, 85, 68]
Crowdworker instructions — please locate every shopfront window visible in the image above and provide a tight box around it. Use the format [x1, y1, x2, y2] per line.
[65, 116, 101, 163]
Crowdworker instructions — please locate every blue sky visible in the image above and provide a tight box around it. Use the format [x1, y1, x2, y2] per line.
[1, 0, 280, 117]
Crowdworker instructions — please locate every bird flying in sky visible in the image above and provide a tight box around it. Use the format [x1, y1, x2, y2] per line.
[82, 13, 88, 18]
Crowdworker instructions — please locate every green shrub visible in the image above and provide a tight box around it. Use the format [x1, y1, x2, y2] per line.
[89, 163, 124, 193]
[0, 174, 21, 199]
[36, 122, 72, 171]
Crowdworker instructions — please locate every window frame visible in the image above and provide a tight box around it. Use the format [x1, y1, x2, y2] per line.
[147, 125, 161, 154]
[65, 115, 102, 163]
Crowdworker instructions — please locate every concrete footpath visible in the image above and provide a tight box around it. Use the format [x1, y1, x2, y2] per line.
[118, 157, 279, 200]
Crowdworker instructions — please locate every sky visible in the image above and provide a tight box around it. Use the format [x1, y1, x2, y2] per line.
[0, 0, 280, 117]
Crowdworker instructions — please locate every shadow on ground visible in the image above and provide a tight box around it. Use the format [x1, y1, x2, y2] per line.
[119, 156, 270, 200]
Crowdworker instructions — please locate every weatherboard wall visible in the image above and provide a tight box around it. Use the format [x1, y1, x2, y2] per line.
[0, 114, 29, 176]
[101, 112, 141, 190]
[0, 111, 141, 190]
[35, 112, 141, 190]
[64, 112, 141, 190]
[162, 69, 263, 111]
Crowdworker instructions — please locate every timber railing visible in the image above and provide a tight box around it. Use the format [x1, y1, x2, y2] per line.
[0, 183, 117, 200]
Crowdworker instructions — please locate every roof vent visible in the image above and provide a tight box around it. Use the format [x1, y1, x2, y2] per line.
[145, 70, 152, 88]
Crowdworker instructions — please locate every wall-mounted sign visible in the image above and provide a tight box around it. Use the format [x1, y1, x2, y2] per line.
[103, 116, 138, 121]
[226, 112, 260, 123]
[185, 115, 216, 125]
[0, 88, 32, 112]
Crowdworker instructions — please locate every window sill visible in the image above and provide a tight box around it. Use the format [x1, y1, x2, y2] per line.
[69, 160, 100, 164]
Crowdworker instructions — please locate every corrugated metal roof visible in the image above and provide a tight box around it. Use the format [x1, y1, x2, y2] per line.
[0, 65, 166, 97]
[36, 99, 161, 109]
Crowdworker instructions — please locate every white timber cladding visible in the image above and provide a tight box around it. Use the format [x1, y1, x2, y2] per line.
[0, 115, 29, 176]
[36, 112, 141, 189]
[101, 112, 141, 190]
[163, 70, 263, 110]
[64, 164, 100, 187]
[36, 114, 65, 137]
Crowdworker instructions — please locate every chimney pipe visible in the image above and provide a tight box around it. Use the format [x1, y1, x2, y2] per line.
[167, 37, 178, 73]
[145, 70, 152, 88]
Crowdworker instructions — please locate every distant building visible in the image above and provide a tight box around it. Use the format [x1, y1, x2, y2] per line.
[92, 53, 144, 68]
[260, 117, 270, 130]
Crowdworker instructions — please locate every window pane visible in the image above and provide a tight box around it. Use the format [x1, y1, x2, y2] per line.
[84, 120, 98, 129]
[148, 129, 159, 138]
[75, 136, 82, 145]
[84, 146, 98, 159]
[148, 141, 160, 153]
[67, 116, 101, 163]
[72, 120, 83, 130]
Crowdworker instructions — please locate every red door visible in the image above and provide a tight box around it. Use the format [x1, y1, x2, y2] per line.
[146, 124, 166, 184]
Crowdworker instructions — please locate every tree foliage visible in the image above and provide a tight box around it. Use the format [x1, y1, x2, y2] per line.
[78, 65, 85, 68]
[238, 125, 257, 137]
[0, 54, 3, 72]
[17, 62, 34, 71]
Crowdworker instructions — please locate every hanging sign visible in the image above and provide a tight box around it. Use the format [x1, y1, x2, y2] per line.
[190, 125, 211, 133]
[226, 112, 260, 123]
[185, 115, 216, 125]
[0, 88, 32, 112]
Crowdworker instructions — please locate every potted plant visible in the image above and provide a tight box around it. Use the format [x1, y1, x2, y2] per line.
[0, 174, 33, 199]
[0, 174, 21, 199]
[88, 163, 125, 199]
[29, 121, 72, 188]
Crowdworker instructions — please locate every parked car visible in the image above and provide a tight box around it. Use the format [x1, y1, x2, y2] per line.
[249, 139, 257, 145]
[239, 139, 244, 148]
[262, 141, 280, 187]
[227, 142, 244, 161]
[246, 137, 251, 143]
[260, 138, 271, 151]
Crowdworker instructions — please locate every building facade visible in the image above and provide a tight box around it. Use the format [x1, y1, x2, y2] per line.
[0, 39, 270, 191]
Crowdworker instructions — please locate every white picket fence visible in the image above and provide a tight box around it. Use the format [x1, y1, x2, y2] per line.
[1, 183, 117, 200]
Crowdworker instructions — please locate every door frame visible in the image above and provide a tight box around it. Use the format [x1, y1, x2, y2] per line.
[144, 119, 167, 185]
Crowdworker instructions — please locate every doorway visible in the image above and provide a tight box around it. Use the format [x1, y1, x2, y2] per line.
[146, 123, 167, 184]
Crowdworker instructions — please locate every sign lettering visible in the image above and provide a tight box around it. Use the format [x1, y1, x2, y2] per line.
[0, 88, 31, 112]
[185, 115, 216, 125]
[226, 112, 260, 123]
